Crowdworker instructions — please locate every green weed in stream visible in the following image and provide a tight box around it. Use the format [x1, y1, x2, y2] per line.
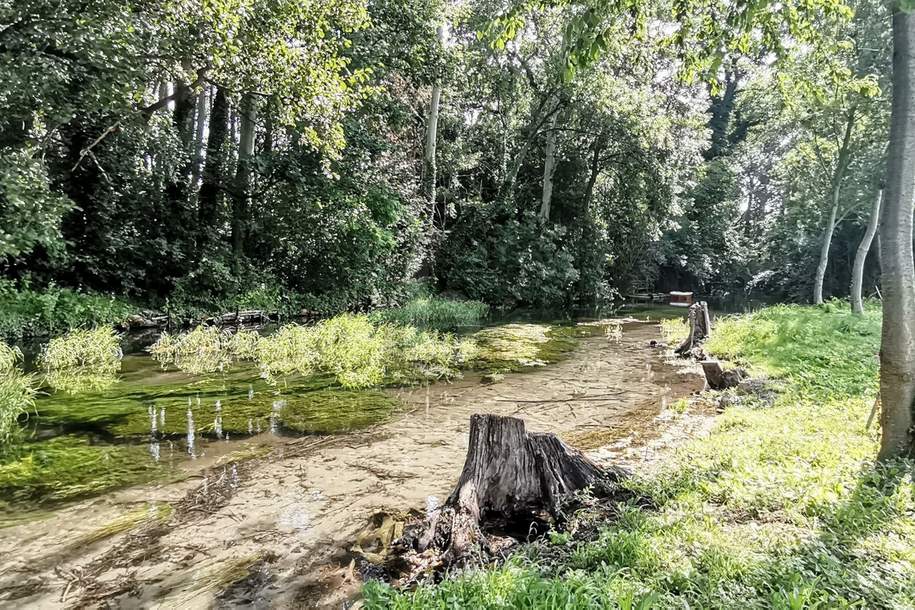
[0, 435, 173, 509]
[256, 314, 476, 389]
[0, 342, 35, 450]
[371, 297, 489, 330]
[39, 327, 122, 393]
[149, 326, 261, 375]
[366, 305, 915, 609]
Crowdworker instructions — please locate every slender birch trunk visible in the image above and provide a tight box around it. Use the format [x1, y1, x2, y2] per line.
[850, 190, 883, 314]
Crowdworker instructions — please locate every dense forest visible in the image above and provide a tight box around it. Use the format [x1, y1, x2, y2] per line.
[0, 0, 892, 320]
[2, 0, 915, 607]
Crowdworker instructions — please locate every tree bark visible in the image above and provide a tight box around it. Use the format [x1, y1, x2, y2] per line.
[675, 301, 711, 356]
[423, 25, 445, 218]
[191, 86, 208, 187]
[231, 93, 257, 266]
[198, 86, 229, 250]
[878, 7, 915, 461]
[418, 414, 625, 562]
[813, 110, 855, 305]
[539, 109, 559, 220]
[851, 189, 883, 315]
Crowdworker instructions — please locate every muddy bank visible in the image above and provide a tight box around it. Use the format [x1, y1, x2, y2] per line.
[0, 322, 703, 608]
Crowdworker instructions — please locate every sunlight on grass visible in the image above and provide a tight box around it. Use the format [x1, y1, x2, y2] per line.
[40, 327, 123, 393]
[366, 304, 915, 609]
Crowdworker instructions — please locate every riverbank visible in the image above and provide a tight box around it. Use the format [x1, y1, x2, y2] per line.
[365, 304, 915, 609]
[0, 320, 704, 607]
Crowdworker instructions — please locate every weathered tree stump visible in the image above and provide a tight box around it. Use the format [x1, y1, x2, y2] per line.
[675, 301, 711, 356]
[417, 414, 626, 563]
[701, 359, 746, 390]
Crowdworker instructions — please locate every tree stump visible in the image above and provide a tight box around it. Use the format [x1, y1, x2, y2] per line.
[675, 301, 711, 356]
[417, 414, 626, 563]
[701, 359, 746, 390]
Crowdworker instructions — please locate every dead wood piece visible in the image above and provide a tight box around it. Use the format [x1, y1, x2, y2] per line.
[416, 414, 626, 564]
[675, 301, 711, 356]
[701, 360, 746, 390]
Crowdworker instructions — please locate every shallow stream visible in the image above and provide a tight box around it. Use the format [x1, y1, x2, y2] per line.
[0, 319, 703, 608]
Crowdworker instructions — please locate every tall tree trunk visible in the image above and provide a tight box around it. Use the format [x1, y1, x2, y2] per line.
[423, 26, 445, 220]
[850, 190, 883, 315]
[813, 110, 855, 305]
[878, 7, 915, 461]
[539, 110, 559, 220]
[191, 86, 208, 187]
[582, 132, 606, 213]
[198, 87, 229, 251]
[231, 94, 257, 267]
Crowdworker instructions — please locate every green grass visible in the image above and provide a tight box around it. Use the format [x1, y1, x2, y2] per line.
[365, 304, 915, 609]
[0, 280, 135, 340]
[371, 297, 490, 330]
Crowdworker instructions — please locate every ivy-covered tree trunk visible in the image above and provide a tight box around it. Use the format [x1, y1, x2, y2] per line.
[539, 109, 558, 221]
[198, 86, 229, 252]
[423, 25, 444, 218]
[850, 189, 882, 315]
[878, 6, 915, 461]
[191, 86, 209, 187]
[231, 93, 257, 267]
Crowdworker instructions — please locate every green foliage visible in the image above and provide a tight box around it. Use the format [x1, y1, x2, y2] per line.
[438, 208, 580, 309]
[0, 281, 135, 340]
[0, 148, 71, 259]
[369, 305, 915, 608]
[371, 297, 490, 330]
[0, 343, 35, 451]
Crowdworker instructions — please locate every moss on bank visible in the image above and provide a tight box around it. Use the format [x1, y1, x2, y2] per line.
[365, 304, 915, 609]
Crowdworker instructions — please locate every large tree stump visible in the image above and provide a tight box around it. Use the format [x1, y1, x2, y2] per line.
[417, 414, 626, 562]
[675, 301, 711, 356]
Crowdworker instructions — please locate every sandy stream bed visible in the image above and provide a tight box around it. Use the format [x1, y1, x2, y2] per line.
[0, 321, 707, 609]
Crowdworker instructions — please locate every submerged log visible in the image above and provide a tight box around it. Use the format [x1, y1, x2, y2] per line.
[675, 301, 711, 356]
[416, 414, 626, 563]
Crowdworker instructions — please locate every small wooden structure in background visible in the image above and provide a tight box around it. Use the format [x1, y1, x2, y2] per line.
[669, 291, 694, 307]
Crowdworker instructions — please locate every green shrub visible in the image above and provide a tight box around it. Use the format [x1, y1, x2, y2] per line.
[0, 342, 35, 450]
[39, 327, 123, 393]
[0, 280, 135, 339]
[372, 297, 489, 330]
[149, 326, 261, 375]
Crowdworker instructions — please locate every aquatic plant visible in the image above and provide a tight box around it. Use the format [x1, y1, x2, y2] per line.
[73, 502, 173, 547]
[39, 327, 122, 393]
[0, 342, 35, 449]
[0, 435, 172, 508]
[470, 323, 579, 371]
[149, 327, 263, 376]
[257, 315, 478, 388]
[371, 297, 489, 330]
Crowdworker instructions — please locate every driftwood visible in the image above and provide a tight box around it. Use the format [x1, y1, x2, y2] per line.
[675, 301, 711, 356]
[701, 359, 746, 390]
[377, 415, 627, 581]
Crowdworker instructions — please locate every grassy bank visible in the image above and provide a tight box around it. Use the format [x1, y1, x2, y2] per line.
[365, 304, 915, 608]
